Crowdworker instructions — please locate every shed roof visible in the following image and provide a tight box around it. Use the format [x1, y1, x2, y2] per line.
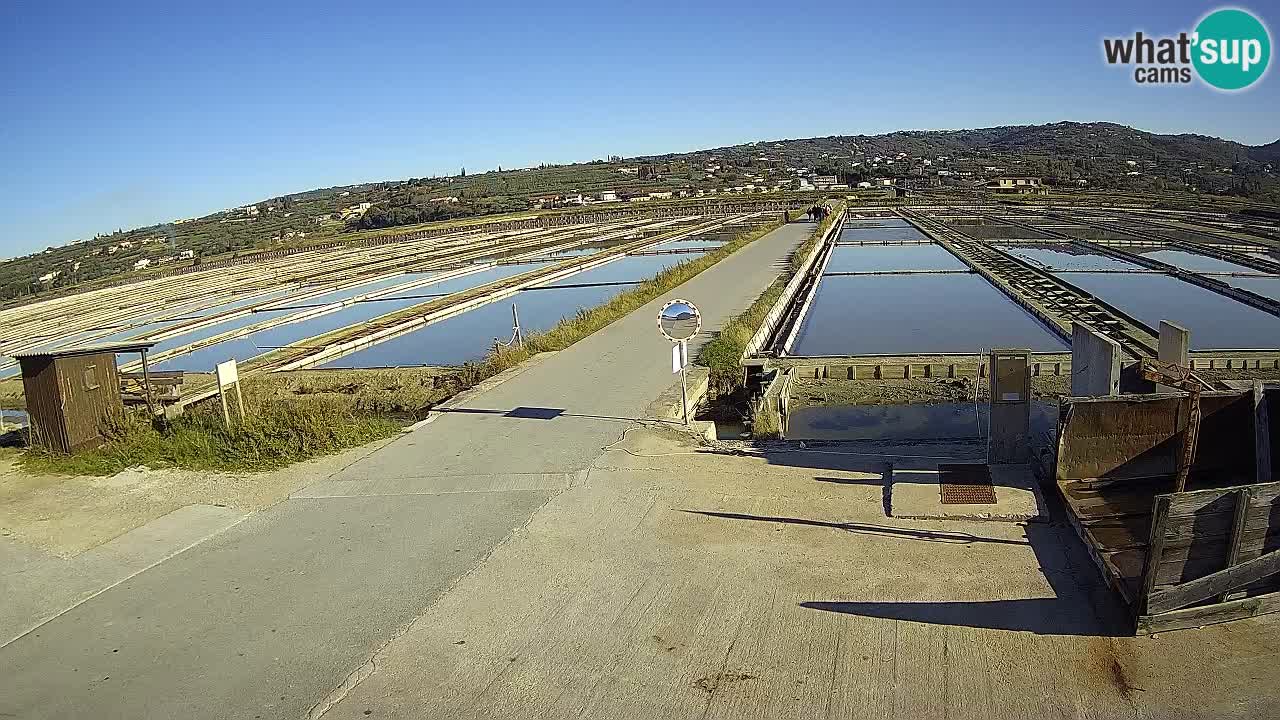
[13, 341, 157, 361]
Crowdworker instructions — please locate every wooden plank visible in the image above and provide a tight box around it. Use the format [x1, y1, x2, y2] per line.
[1059, 487, 1138, 608]
[1259, 381, 1273, 483]
[1139, 495, 1171, 615]
[120, 371, 184, 381]
[1147, 547, 1280, 614]
[1138, 589, 1280, 634]
[1084, 519, 1149, 551]
[1164, 480, 1280, 517]
[1153, 527, 1280, 587]
[1221, 488, 1252, 602]
[1056, 392, 1256, 484]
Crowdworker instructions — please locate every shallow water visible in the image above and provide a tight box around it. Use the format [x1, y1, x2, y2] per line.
[1064, 272, 1280, 349]
[642, 237, 725, 253]
[824, 243, 967, 273]
[789, 274, 1068, 356]
[260, 273, 429, 310]
[786, 401, 1057, 442]
[838, 223, 927, 243]
[1222, 275, 1280, 301]
[1139, 248, 1261, 275]
[542, 253, 700, 288]
[321, 253, 702, 368]
[998, 245, 1141, 272]
[320, 283, 631, 368]
[152, 265, 552, 371]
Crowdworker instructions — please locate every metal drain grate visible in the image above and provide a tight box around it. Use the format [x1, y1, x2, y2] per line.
[939, 463, 997, 505]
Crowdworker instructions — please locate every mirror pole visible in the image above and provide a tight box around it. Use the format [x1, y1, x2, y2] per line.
[680, 364, 689, 426]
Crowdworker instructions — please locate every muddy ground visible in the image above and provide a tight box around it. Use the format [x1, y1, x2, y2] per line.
[790, 367, 1280, 411]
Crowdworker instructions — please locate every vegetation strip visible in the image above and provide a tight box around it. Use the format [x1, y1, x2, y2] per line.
[698, 204, 844, 393]
[19, 218, 783, 475]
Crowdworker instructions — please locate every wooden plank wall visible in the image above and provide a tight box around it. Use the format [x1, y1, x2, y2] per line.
[54, 352, 123, 453]
[1056, 391, 1256, 484]
[20, 357, 68, 452]
[1138, 481, 1280, 632]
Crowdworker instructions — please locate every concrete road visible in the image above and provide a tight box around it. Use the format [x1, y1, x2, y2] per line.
[316, 429, 1280, 720]
[0, 221, 812, 720]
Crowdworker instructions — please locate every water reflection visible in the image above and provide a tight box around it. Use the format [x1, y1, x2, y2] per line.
[790, 275, 1067, 356]
[1223, 276, 1280, 301]
[786, 401, 1057, 442]
[1064, 272, 1280, 350]
[825, 244, 967, 273]
[1140, 248, 1259, 274]
[321, 282, 631, 368]
[998, 245, 1140, 272]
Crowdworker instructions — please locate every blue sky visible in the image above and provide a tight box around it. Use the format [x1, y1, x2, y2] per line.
[1, 0, 1277, 257]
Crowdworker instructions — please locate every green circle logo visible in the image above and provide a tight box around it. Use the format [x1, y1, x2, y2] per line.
[1193, 8, 1271, 90]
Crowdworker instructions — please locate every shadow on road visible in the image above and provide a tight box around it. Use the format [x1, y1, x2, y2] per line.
[790, 490, 1132, 637]
[433, 405, 670, 424]
[679, 509, 1029, 546]
[799, 598, 1111, 635]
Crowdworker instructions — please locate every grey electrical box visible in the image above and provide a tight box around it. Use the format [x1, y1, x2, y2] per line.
[988, 348, 1031, 464]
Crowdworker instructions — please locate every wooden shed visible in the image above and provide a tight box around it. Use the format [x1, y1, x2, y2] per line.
[14, 342, 157, 454]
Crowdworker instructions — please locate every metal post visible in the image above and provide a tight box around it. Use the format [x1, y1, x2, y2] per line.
[512, 303, 523, 348]
[680, 366, 689, 426]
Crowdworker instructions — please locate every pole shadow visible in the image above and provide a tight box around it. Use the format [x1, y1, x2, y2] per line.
[432, 405, 672, 424]
[791, 489, 1131, 637]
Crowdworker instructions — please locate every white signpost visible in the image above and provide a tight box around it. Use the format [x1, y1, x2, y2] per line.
[215, 358, 246, 427]
[658, 299, 701, 425]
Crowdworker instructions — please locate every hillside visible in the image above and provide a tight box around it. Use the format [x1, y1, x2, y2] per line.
[2, 121, 1277, 307]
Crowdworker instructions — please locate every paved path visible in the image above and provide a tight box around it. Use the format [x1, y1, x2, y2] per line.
[0, 221, 812, 720]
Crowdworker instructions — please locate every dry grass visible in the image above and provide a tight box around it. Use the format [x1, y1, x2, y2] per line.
[20, 373, 405, 476]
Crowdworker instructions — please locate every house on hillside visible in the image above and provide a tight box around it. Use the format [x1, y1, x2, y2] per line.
[133, 258, 151, 270]
[984, 176, 1045, 194]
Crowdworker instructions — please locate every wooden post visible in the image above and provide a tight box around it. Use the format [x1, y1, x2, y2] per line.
[234, 380, 247, 423]
[1258, 381, 1273, 484]
[1220, 487, 1253, 603]
[218, 384, 232, 427]
[512, 303, 523, 348]
[1139, 495, 1172, 616]
[1176, 389, 1202, 494]
[139, 349, 158, 418]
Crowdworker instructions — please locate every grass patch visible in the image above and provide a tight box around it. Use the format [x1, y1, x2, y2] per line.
[750, 403, 782, 439]
[698, 203, 845, 394]
[20, 376, 402, 476]
[699, 279, 786, 393]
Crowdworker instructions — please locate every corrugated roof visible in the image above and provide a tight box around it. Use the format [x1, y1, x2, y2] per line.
[12, 341, 157, 360]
